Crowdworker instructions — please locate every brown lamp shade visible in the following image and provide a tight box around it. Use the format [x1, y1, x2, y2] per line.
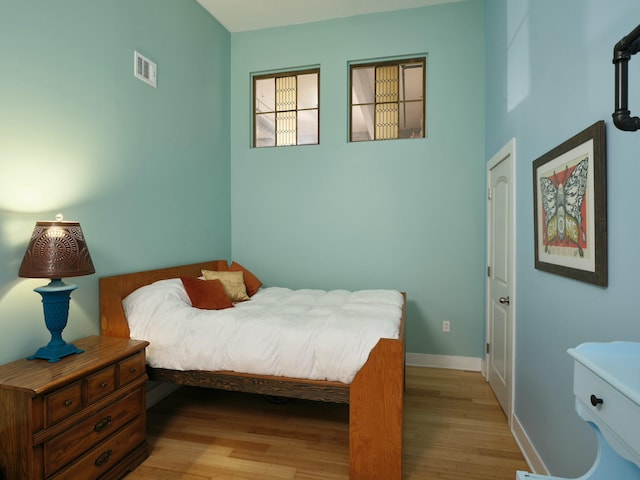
[19, 221, 95, 279]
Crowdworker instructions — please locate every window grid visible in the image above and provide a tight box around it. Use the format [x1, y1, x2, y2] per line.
[350, 57, 425, 142]
[253, 69, 319, 148]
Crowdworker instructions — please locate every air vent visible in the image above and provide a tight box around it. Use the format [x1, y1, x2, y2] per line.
[134, 51, 157, 88]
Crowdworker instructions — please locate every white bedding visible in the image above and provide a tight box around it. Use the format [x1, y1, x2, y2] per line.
[122, 278, 403, 384]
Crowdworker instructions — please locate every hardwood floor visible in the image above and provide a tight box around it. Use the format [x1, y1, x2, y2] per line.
[125, 366, 529, 479]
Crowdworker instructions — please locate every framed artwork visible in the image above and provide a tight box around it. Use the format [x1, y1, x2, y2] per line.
[533, 120, 607, 286]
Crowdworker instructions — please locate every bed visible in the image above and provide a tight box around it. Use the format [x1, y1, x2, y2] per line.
[99, 260, 405, 480]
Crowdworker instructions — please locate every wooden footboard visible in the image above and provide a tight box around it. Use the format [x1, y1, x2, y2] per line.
[99, 261, 405, 480]
[351, 308, 405, 480]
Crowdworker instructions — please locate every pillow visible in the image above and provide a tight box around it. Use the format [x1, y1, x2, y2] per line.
[180, 277, 233, 310]
[123, 278, 189, 327]
[229, 261, 263, 296]
[201, 270, 250, 302]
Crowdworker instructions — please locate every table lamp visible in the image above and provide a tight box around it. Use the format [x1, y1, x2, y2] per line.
[18, 214, 95, 362]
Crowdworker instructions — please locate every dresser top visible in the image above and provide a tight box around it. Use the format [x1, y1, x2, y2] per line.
[568, 341, 640, 405]
[0, 336, 148, 395]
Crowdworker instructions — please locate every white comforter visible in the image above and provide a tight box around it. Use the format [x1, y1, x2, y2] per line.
[122, 279, 403, 384]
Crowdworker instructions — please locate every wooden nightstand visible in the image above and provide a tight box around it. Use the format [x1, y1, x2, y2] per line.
[0, 335, 149, 480]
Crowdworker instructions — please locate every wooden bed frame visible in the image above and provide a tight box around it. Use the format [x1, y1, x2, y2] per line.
[99, 260, 405, 480]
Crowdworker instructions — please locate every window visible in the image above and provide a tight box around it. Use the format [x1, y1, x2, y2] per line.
[253, 68, 319, 148]
[350, 57, 425, 142]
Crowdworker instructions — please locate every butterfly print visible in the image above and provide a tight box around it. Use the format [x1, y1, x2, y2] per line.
[539, 157, 588, 257]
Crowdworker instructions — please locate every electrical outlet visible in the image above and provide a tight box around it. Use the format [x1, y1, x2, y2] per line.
[442, 320, 450, 333]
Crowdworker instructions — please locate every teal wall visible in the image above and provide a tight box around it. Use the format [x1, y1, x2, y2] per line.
[230, 1, 486, 358]
[0, 1, 231, 364]
[486, 0, 640, 476]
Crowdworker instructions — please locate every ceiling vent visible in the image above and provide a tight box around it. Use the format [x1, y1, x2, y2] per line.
[134, 51, 157, 88]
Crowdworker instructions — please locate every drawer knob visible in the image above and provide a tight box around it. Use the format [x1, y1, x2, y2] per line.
[590, 394, 604, 407]
[129, 367, 137, 373]
[94, 449, 112, 467]
[64, 399, 73, 407]
[94, 415, 112, 433]
[100, 381, 109, 388]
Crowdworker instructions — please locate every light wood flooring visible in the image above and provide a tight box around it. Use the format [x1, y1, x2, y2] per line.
[125, 366, 529, 479]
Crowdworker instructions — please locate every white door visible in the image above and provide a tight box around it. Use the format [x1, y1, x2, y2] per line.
[486, 139, 515, 420]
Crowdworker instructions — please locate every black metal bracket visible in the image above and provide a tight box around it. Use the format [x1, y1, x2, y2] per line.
[613, 24, 640, 131]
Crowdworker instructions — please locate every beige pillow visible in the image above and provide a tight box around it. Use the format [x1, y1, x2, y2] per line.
[201, 270, 250, 302]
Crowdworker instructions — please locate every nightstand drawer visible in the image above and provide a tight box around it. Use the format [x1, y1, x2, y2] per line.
[44, 386, 144, 477]
[46, 382, 83, 426]
[574, 362, 640, 456]
[86, 365, 116, 404]
[118, 351, 145, 387]
[52, 416, 145, 480]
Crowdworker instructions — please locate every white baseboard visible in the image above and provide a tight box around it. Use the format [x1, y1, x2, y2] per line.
[512, 412, 549, 475]
[146, 381, 181, 408]
[405, 352, 482, 371]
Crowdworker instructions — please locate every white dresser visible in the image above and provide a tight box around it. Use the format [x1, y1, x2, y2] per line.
[517, 342, 640, 479]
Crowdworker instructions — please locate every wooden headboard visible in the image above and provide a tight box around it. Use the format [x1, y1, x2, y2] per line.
[99, 260, 229, 338]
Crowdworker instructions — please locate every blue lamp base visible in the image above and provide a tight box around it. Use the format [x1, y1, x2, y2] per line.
[28, 279, 84, 363]
[28, 342, 84, 363]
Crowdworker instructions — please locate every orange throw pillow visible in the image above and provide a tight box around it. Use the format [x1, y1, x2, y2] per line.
[229, 261, 263, 296]
[180, 277, 233, 310]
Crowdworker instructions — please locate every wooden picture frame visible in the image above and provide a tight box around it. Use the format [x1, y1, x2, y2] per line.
[533, 120, 607, 286]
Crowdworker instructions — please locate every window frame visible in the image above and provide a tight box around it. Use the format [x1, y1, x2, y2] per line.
[252, 67, 320, 148]
[349, 56, 426, 142]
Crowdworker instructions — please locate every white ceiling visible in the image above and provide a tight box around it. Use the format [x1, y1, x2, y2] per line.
[197, 0, 462, 32]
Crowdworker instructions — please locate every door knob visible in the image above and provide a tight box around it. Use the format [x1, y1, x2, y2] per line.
[499, 296, 510, 305]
